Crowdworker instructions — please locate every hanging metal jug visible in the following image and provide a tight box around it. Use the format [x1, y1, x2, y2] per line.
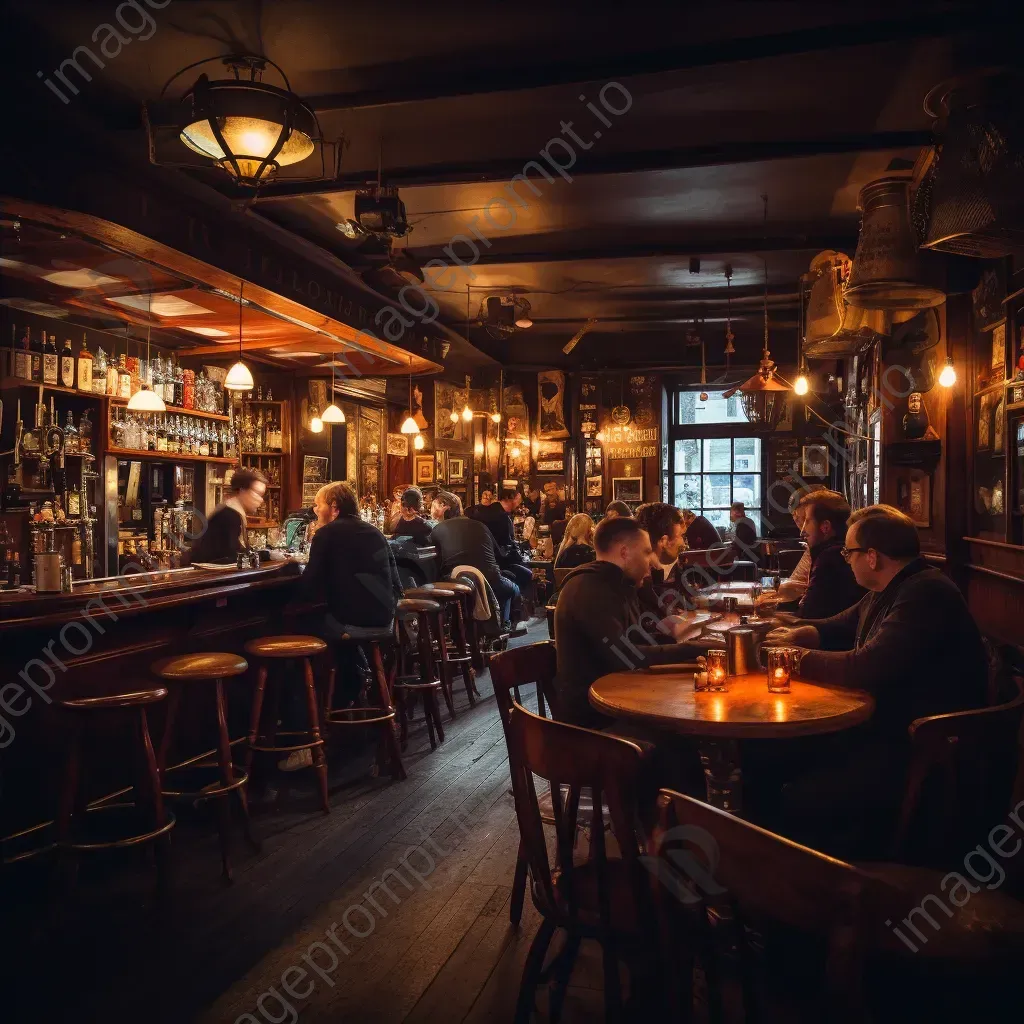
[845, 176, 945, 311]
[803, 251, 893, 358]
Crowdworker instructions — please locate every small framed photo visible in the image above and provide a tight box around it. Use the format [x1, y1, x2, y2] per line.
[612, 477, 642, 503]
[386, 432, 409, 457]
[899, 470, 931, 528]
[801, 444, 829, 479]
[992, 320, 1007, 374]
[448, 457, 465, 483]
[414, 455, 434, 485]
[586, 475, 603, 497]
[435, 449, 448, 483]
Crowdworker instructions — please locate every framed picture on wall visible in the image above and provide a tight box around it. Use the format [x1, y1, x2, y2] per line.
[992, 321, 1007, 375]
[801, 444, 829, 479]
[896, 469, 931, 528]
[435, 449, 448, 483]
[386, 433, 409, 457]
[414, 455, 434, 485]
[612, 477, 642, 503]
[586, 475, 603, 497]
[448, 457, 465, 483]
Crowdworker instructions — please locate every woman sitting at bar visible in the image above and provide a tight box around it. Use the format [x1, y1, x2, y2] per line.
[392, 486, 433, 545]
[554, 512, 596, 569]
[188, 467, 267, 564]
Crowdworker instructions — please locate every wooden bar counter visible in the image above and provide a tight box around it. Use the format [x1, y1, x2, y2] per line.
[0, 561, 306, 838]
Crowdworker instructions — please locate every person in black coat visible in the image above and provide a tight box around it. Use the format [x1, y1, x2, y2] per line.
[391, 486, 433, 545]
[796, 492, 865, 620]
[477, 487, 534, 595]
[284, 482, 403, 769]
[188, 467, 267, 564]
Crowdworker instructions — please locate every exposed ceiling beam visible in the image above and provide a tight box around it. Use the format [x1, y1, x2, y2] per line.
[252, 131, 931, 200]
[409, 234, 856, 268]
[297, 15, 973, 111]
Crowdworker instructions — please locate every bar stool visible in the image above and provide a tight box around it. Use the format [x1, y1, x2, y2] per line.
[243, 635, 331, 813]
[406, 583, 479, 714]
[393, 597, 447, 752]
[57, 688, 175, 892]
[323, 624, 407, 782]
[151, 651, 257, 882]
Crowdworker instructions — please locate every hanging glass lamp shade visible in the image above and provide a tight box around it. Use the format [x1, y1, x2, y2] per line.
[321, 403, 345, 423]
[179, 72, 316, 187]
[723, 355, 790, 431]
[310, 415, 323, 433]
[126, 385, 166, 413]
[413, 433, 425, 450]
[400, 414, 419, 434]
[224, 359, 254, 391]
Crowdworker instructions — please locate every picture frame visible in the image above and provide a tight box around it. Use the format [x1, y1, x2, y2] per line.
[448, 456, 465, 483]
[586, 474, 603, 497]
[801, 444, 829, 479]
[611, 477, 642, 503]
[414, 454, 434, 485]
[536, 458, 564, 473]
[386, 433, 409, 457]
[992, 320, 1007, 374]
[902, 470, 931, 528]
[435, 449, 448, 483]
[977, 390, 995, 451]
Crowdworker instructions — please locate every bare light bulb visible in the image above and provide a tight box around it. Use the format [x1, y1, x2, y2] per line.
[413, 432, 425, 450]
[510, 444, 521, 459]
[939, 358, 957, 388]
[490, 411, 502, 423]
[794, 374, 809, 396]
[461, 404, 473, 423]
[449, 411, 459, 423]
[310, 416, 323, 433]
[595, 430, 606, 443]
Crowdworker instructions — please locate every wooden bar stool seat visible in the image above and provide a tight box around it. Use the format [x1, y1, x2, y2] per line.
[322, 624, 407, 782]
[152, 651, 257, 882]
[405, 584, 479, 712]
[243, 635, 331, 813]
[393, 597, 446, 752]
[57, 687, 174, 892]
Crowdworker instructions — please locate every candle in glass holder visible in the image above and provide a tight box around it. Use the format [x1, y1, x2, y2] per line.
[767, 647, 791, 693]
[706, 649, 728, 692]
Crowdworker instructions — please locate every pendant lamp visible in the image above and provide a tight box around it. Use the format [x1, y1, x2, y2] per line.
[127, 292, 166, 412]
[225, 281, 254, 391]
[321, 353, 345, 423]
[400, 356, 419, 433]
[413, 432, 425, 450]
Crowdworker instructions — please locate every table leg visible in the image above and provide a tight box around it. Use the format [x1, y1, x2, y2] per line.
[698, 740, 742, 814]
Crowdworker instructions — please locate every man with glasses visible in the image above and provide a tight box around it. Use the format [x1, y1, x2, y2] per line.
[764, 504, 987, 855]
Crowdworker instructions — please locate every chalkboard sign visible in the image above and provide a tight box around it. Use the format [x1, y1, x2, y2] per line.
[773, 438, 800, 478]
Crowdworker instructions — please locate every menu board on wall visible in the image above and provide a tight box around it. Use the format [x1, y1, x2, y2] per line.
[301, 455, 328, 507]
[773, 438, 800, 480]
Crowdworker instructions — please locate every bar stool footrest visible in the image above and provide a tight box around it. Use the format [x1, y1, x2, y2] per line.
[61, 803, 176, 851]
[161, 763, 250, 800]
[326, 706, 396, 726]
[249, 730, 325, 754]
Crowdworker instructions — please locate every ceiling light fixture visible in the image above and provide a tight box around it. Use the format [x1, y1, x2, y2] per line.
[127, 291, 166, 413]
[413, 432, 425, 450]
[320, 347, 345, 423]
[170, 55, 319, 187]
[224, 281, 255, 391]
[400, 354, 419, 433]
[794, 273, 810, 396]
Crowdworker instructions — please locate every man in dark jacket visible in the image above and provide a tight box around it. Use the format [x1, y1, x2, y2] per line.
[429, 490, 519, 623]
[189, 467, 266, 564]
[795, 492, 865, 620]
[554, 516, 707, 727]
[682, 508, 720, 551]
[634, 502, 692, 619]
[764, 504, 987, 855]
[477, 487, 534, 594]
[285, 481, 403, 768]
[391, 486, 433, 545]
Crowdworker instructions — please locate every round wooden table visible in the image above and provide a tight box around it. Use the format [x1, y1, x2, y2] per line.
[589, 669, 875, 813]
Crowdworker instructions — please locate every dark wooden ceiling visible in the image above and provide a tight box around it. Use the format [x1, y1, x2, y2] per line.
[4, 0, 1010, 375]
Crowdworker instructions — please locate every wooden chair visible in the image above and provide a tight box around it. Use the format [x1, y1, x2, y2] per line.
[655, 788, 893, 1022]
[506, 704, 663, 1022]
[891, 658, 1024, 861]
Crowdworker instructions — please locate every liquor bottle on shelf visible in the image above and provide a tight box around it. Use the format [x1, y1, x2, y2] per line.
[77, 334, 93, 392]
[93, 346, 107, 394]
[117, 352, 131, 399]
[80, 409, 93, 454]
[64, 410, 79, 454]
[173, 359, 184, 407]
[13, 324, 30, 380]
[30, 329, 43, 382]
[199, 423, 210, 458]
[42, 333, 58, 385]
[105, 348, 119, 396]
[153, 357, 164, 405]
[60, 336, 75, 388]
[147, 419, 156, 452]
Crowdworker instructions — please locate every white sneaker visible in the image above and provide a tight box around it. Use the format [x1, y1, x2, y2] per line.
[278, 748, 313, 772]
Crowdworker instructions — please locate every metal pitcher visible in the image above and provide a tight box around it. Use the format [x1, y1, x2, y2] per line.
[726, 626, 758, 677]
[35, 551, 62, 593]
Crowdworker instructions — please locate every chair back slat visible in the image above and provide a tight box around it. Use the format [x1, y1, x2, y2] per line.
[506, 705, 648, 928]
[489, 641, 559, 726]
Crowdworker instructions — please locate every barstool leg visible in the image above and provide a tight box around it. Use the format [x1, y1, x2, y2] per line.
[213, 678, 237, 882]
[156, 685, 182, 776]
[370, 645, 406, 781]
[244, 664, 268, 778]
[137, 707, 172, 897]
[417, 611, 444, 749]
[453, 602, 478, 704]
[301, 657, 331, 813]
[436, 608, 457, 720]
[55, 722, 83, 899]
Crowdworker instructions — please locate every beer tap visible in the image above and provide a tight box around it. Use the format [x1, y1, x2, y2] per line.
[44, 423, 67, 509]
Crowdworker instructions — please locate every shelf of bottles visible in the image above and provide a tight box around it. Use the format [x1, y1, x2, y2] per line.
[4, 324, 230, 414]
[108, 410, 238, 463]
[234, 392, 288, 528]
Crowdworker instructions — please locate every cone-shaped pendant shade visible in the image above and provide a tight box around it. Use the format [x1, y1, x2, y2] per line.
[321, 404, 345, 423]
[225, 360, 254, 391]
[126, 385, 166, 412]
[400, 414, 419, 434]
